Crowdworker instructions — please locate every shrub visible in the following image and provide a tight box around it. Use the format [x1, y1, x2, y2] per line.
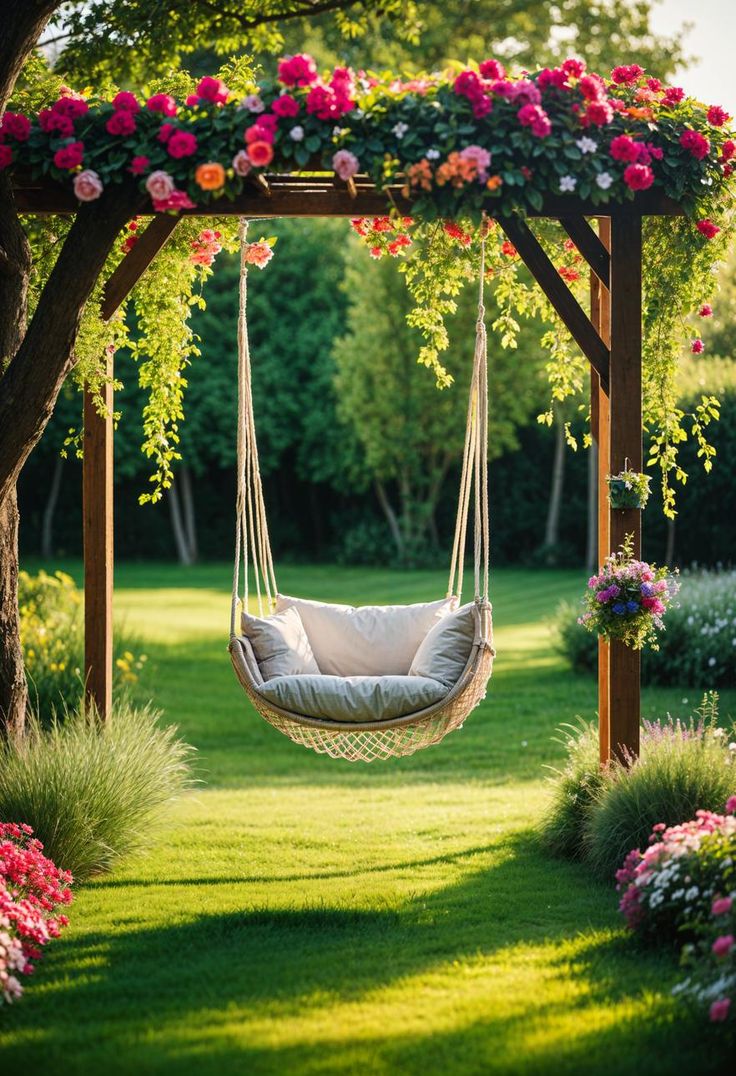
[554, 568, 736, 687]
[19, 569, 147, 723]
[616, 800, 736, 1026]
[541, 721, 606, 859]
[543, 695, 736, 879]
[0, 702, 195, 880]
[0, 822, 73, 1005]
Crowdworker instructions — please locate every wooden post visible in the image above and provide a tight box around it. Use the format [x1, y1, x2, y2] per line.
[591, 218, 611, 764]
[607, 213, 643, 762]
[83, 347, 114, 720]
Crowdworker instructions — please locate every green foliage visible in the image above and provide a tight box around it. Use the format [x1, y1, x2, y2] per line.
[584, 699, 736, 880]
[556, 568, 736, 689]
[0, 702, 195, 879]
[19, 570, 146, 721]
[541, 720, 604, 859]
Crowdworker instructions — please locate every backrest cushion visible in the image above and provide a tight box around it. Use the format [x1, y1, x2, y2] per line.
[409, 602, 476, 688]
[241, 605, 320, 680]
[275, 594, 456, 677]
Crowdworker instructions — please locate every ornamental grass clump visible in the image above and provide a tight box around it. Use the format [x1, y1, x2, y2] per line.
[541, 720, 605, 859]
[0, 702, 195, 880]
[616, 798, 736, 1026]
[578, 534, 679, 650]
[0, 822, 72, 1005]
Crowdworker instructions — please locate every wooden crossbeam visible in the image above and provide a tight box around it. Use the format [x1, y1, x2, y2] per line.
[101, 215, 180, 321]
[499, 216, 610, 390]
[559, 216, 610, 288]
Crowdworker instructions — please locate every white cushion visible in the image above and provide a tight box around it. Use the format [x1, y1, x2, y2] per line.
[240, 605, 320, 680]
[259, 674, 447, 723]
[409, 602, 476, 688]
[274, 594, 456, 676]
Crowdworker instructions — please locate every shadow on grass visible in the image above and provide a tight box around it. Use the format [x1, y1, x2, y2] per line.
[2, 833, 725, 1076]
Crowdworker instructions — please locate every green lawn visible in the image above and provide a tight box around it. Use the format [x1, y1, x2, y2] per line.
[3, 563, 734, 1075]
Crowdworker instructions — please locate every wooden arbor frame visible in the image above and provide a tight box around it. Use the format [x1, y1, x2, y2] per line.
[14, 174, 685, 764]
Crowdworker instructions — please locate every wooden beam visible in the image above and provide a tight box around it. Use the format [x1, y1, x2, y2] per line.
[83, 348, 114, 720]
[591, 218, 611, 765]
[101, 215, 179, 321]
[608, 213, 643, 763]
[560, 216, 610, 288]
[499, 216, 610, 389]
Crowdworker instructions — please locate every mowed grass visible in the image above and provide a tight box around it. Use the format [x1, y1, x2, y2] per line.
[3, 562, 735, 1075]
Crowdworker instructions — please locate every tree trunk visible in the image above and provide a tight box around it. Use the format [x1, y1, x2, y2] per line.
[179, 463, 198, 563]
[0, 486, 26, 739]
[0, 1, 58, 111]
[168, 481, 194, 566]
[665, 516, 676, 566]
[544, 410, 566, 550]
[375, 480, 403, 560]
[586, 441, 598, 572]
[41, 454, 63, 559]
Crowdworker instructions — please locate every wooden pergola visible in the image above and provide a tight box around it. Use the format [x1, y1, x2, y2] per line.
[14, 173, 685, 764]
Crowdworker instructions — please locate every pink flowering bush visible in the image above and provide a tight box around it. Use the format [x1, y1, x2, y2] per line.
[617, 798, 736, 1026]
[0, 822, 73, 1005]
[578, 534, 679, 650]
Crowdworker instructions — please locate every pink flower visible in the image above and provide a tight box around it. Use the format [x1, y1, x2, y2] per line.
[623, 162, 654, 190]
[271, 94, 300, 118]
[278, 53, 319, 87]
[241, 94, 264, 113]
[106, 110, 136, 136]
[696, 218, 720, 239]
[460, 144, 491, 179]
[38, 109, 74, 136]
[158, 123, 174, 144]
[332, 149, 359, 180]
[185, 94, 199, 107]
[710, 998, 731, 1022]
[51, 94, 88, 119]
[232, 150, 252, 176]
[610, 135, 643, 162]
[579, 74, 607, 100]
[712, 935, 735, 958]
[246, 140, 274, 167]
[537, 68, 569, 92]
[680, 128, 710, 160]
[611, 64, 644, 85]
[53, 141, 84, 170]
[243, 241, 274, 268]
[722, 141, 735, 162]
[245, 122, 275, 145]
[0, 144, 12, 169]
[306, 82, 354, 121]
[196, 76, 229, 104]
[691, 338, 705, 354]
[479, 59, 505, 80]
[641, 597, 665, 614]
[167, 130, 198, 158]
[151, 190, 196, 212]
[112, 91, 140, 113]
[145, 169, 176, 201]
[712, 897, 733, 916]
[518, 103, 551, 137]
[707, 105, 730, 127]
[73, 169, 103, 201]
[0, 112, 31, 140]
[699, 304, 713, 317]
[584, 100, 614, 126]
[662, 86, 685, 106]
[146, 93, 177, 117]
[726, 795, 736, 814]
[562, 57, 586, 79]
[129, 155, 149, 175]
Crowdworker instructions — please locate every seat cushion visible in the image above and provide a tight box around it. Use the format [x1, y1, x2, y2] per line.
[409, 602, 477, 688]
[241, 605, 320, 680]
[274, 594, 455, 677]
[258, 674, 448, 723]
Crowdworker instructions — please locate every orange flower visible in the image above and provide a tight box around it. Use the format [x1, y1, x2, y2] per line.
[194, 162, 226, 190]
[246, 140, 274, 167]
[626, 106, 655, 121]
[486, 174, 503, 191]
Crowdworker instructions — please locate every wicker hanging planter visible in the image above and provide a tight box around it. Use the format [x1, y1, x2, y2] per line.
[607, 463, 651, 510]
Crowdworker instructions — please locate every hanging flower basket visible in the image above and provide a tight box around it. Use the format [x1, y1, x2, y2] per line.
[607, 467, 651, 510]
[578, 534, 679, 650]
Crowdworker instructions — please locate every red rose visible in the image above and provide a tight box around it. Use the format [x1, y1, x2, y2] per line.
[53, 140, 84, 170]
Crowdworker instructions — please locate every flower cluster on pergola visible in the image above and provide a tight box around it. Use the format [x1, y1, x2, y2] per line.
[6, 54, 733, 764]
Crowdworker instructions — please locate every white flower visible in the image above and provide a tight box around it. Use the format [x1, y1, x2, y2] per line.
[576, 136, 598, 154]
[596, 171, 613, 190]
[729, 743, 736, 752]
[714, 728, 726, 738]
[426, 148, 440, 160]
[685, 886, 699, 901]
[392, 121, 409, 139]
[709, 656, 717, 666]
[559, 174, 577, 192]
[289, 125, 305, 141]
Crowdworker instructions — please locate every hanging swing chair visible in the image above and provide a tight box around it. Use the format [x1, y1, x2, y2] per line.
[229, 219, 495, 762]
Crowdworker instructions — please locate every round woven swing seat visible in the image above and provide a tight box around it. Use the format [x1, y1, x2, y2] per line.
[229, 603, 494, 763]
